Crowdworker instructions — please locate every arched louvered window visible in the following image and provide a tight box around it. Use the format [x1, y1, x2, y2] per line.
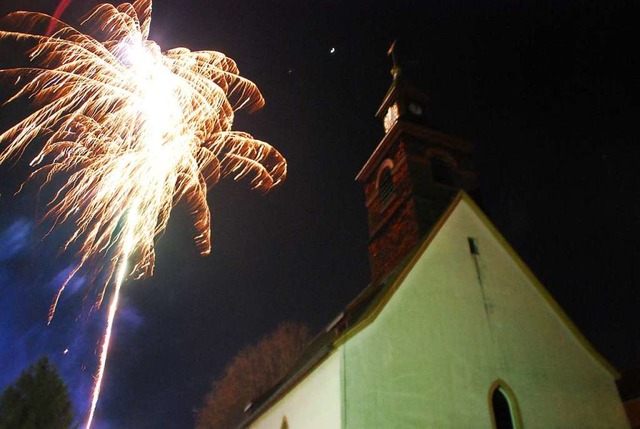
[378, 166, 395, 204]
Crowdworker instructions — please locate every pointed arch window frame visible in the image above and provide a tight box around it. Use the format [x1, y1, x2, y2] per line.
[280, 415, 289, 429]
[488, 379, 523, 429]
[375, 159, 396, 207]
[425, 148, 458, 187]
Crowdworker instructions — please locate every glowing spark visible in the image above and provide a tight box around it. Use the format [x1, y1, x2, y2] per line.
[0, 0, 286, 426]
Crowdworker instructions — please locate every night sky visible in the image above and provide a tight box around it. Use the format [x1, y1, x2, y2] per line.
[0, 1, 638, 428]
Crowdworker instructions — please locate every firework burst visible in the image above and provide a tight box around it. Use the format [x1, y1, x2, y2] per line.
[0, 0, 286, 426]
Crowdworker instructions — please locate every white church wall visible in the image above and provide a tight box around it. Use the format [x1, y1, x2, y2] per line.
[249, 350, 342, 429]
[342, 196, 628, 428]
[455, 199, 629, 428]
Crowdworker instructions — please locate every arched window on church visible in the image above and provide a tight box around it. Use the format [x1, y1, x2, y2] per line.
[281, 416, 289, 429]
[376, 160, 395, 205]
[430, 154, 455, 187]
[489, 382, 521, 429]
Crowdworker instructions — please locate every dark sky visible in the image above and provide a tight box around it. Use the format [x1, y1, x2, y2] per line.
[0, 0, 638, 428]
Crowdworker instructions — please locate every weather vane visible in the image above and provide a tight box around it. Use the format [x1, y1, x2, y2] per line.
[387, 40, 402, 80]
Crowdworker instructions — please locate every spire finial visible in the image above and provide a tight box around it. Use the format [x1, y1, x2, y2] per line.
[387, 40, 401, 80]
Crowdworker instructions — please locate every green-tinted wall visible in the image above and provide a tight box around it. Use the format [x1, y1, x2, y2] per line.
[343, 198, 628, 428]
[250, 353, 342, 429]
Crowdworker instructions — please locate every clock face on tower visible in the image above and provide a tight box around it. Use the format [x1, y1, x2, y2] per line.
[408, 102, 423, 116]
[383, 103, 399, 133]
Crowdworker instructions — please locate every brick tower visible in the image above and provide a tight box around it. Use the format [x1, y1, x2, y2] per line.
[356, 51, 479, 284]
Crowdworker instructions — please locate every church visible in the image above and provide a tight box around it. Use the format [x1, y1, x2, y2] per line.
[238, 60, 630, 428]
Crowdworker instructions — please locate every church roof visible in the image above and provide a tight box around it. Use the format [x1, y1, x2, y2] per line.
[355, 120, 473, 182]
[239, 191, 618, 427]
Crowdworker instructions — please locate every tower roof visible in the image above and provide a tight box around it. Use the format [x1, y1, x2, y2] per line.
[375, 41, 429, 120]
[355, 120, 472, 182]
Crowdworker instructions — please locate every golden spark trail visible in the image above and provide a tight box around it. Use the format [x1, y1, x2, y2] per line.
[0, 0, 286, 425]
[86, 228, 129, 429]
[87, 271, 122, 429]
[86, 206, 137, 429]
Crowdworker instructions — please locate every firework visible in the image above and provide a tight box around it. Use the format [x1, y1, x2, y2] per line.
[0, 0, 286, 426]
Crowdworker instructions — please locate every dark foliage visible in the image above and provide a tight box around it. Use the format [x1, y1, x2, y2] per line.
[196, 322, 311, 429]
[0, 357, 73, 429]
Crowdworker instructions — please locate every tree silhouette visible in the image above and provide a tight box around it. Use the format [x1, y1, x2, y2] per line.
[196, 322, 311, 429]
[0, 356, 73, 429]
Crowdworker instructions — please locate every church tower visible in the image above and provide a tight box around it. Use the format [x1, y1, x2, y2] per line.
[356, 48, 479, 283]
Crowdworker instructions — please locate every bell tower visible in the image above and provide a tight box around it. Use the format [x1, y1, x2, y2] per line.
[357, 45, 479, 283]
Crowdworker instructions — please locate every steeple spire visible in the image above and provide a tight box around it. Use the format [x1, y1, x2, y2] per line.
[376, 41, 429, 133]
[357, 46, 479, 283]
